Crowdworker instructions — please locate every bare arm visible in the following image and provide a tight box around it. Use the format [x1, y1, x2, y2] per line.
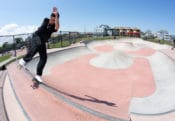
[55, 14, 60, 32]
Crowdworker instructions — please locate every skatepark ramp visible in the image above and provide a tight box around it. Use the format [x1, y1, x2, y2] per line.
[2, 38, 175, 121]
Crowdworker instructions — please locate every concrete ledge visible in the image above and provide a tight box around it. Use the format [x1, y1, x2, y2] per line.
[3, 75, 30, 121]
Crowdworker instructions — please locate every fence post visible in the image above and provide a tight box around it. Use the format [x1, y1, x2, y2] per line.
[69, 32, 71, 45]
[60, 31, 62, 47]
[13, 35, 16, 57]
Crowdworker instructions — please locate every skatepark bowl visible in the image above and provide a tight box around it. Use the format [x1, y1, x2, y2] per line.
[3, 38, 175, 121]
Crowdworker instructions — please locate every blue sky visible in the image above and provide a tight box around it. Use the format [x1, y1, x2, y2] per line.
[0, 0, 175, 34]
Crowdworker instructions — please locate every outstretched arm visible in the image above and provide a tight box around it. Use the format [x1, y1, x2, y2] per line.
[53, 7, 60, 32]
[54, 13, 60, 32]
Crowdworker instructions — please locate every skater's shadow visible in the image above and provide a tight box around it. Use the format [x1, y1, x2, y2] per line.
[67, 94, 117, 107]
[43, 83, 117, 107]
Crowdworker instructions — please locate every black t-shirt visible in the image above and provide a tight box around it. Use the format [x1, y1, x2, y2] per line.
[35, 18, 57, 42]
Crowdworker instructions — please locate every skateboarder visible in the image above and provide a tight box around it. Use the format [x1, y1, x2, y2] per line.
[18, 7, 60, 83]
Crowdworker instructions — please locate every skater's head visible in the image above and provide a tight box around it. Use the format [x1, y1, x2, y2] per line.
[51, 13, 56, 18]
[49, 13, 56, 25]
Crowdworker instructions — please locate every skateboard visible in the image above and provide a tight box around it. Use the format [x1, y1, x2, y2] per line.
[31, 77, 40, 89]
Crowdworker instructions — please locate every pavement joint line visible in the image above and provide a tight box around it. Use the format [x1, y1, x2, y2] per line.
[6, 71, 32, 121]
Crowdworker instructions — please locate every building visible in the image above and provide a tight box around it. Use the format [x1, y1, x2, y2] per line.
[163, 34, 171, 41]
[96, 25, 141, 37]
[112, 27, 141, 37]
[95, 25, 111, 36]
[155, 30, 171, 41]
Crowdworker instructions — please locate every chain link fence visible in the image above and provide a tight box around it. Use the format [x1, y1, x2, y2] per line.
[0, 31, 117, 62]
[0, 33, 31, 58]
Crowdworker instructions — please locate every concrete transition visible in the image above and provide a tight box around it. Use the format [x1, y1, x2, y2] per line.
[90, 51, 133, 69]
[3, 38, 175, 121]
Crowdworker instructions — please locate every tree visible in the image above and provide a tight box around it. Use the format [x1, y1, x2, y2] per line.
[15, 37, 24, 49]
[15, 37, 23, 44]
[0, 46, 2, 54]
[140, 31, 145, 37]
[1, 42, 14, 53]
[2, 42, 9, 49]
[144, 30, 154, 39]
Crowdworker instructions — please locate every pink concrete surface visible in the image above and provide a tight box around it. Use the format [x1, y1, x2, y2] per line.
[126, 48, 156, 56]
[93, 44, 155, 57]
[7, 63, 106, 121]
[94, 45, 114, 52]
[44, 53, 156, 120]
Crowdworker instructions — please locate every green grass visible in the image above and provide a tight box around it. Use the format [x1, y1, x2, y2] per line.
[145, 39, 173, 46]
[0, 54, 11, 63]
[49, 40, 71, 49]
[78, 36, 118, 41]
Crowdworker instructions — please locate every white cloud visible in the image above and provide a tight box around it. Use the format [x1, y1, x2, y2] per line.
[0, 24, 37, 35]
[0, 24, 38, 46]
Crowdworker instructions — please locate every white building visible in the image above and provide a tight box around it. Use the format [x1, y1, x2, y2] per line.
[155, 30, 171, 41]
[96, 25, 111, 36]
[164, 34, 171, 41]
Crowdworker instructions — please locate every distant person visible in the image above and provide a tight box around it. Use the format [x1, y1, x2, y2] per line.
[172, 39, 175, 50]
[18, 7, 60, 83]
